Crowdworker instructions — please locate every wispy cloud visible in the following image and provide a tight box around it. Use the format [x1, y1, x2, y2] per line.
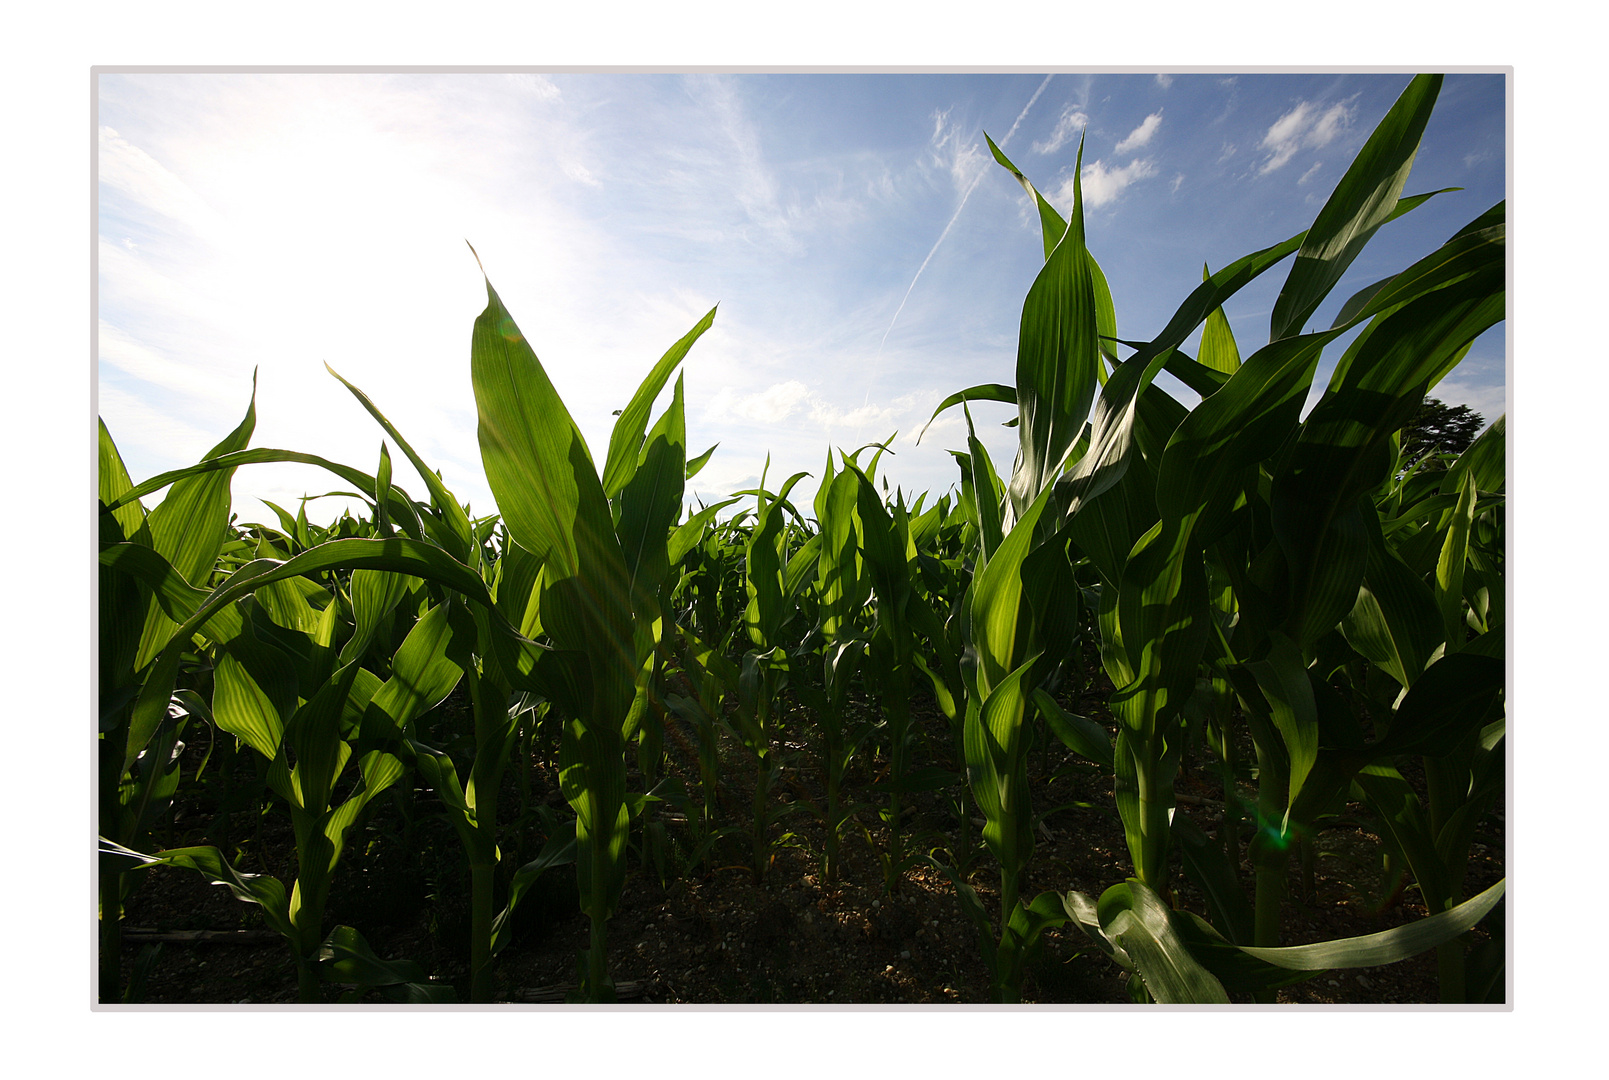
[1053, 158, 1159, 210]
[705, 380, 811, 424]
[99, 126, 229, 243]
[1155, 74, 1174, 90]
[1033, 104, 1089, 155]
[1257, 98, 1355, 174]
[875, 76, 1053, 358]
[1297, 161, 1324, 185]
[705, 380, 924, 439]
[928, 108, 989, 195]
[684, 75, 802, 253]
[1114, 111, 1163, 154]
[1430, 373, 1507, 425]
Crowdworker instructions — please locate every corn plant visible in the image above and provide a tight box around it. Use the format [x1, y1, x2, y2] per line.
[467, 256, 716, 1000]
[98, 386, 260, 1002]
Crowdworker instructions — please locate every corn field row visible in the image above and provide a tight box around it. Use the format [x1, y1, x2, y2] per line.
[98, 74, 1506, 1005]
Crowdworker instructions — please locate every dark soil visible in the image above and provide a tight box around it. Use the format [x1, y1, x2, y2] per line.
[109, 678, 1505, 1006]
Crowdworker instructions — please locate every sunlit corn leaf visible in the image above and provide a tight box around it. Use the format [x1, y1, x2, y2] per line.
[325, 362, 475, 562]
[1008, 135, 1104, 522]
[984, 132, 1118, 367]
[601, 307, 716, 498]
[1197, 264, 1241, 375]
[1068, 879, 1230, 1004]
[1270, 74, 1442, 340]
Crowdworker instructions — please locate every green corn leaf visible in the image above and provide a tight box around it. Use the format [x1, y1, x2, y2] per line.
[984, 132, 1118, 366]
[469, 269, 635, 721]
[1154, 345, 1232, 399]
[1328, 208, 1500, 334]
[1270, 74, 1442, 340]
[1273, 269, 1503, 648]
[99, 419, 147, 542]
[1172, 811, 1255, 947]
[967, 482, 1055, 695]
[615, 373, 687, 606]
[1371, 650, 1503, 759]
[965, 655, 1041, 874]
[98, 542, 224, 636]
[135, 843, 295, 942]
[1080, 880, 1231, 1004]
[1031, 688, 1113, 769]
[124, 536, 536, 775]
[1238, 879, 1505, 970]
[601, 306, 716, 498]
[340, 567, 421, 665]
[212, 636, 297, 760]
[1436, 469, 1478, 652]
[283, 660, 363, 815]
[325, 363, 474, 561]
[104, 446, 425, 540]
[1440, 414, 1506, 498]
[1351, 764, 1453, 907]
[917, 383, 1017, 445]
[685, 442, 719, 481]
[318, 925, 454, 1001]
[559, 713, 631, 922]
[1244, 632, 1319, 817]
[1344, 510, 1443, 688]
[668, 497, 741, 567]
[133, 378, 257, 671]
[1198, 264, 1241, 375]
[361, 600, 471, 736]
[1009, 134, 1104, 520]
[491, 821, 578, 957]
[816, 467, 867, 643]
[968, 426, 1007, 569]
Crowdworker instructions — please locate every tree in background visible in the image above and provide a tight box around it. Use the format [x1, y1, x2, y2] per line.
[1402, 397, 1486, 470]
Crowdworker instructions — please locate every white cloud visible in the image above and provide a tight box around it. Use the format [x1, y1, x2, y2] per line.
[1155, 74, 1174, 90]
[1258, 99, 1355, 175]
[705, 380, 811, 424]
[1054, 158, 1159, 209]
[1297, 162, 1324, 186]
[98, 318, 242, 411]
[1033, 105, 1089, 155]
[562, 160, 601, 187]
[507, 73, 561, 101]
[684, 75, 803, 253]
[928, 108, 988, 195]
[1114, 111, 1163, 154]
[1217, 142, 1237, 164]
[704, 380, 938, 445]
[1430, 375, 1507, 425]
[99, 125, 230, 242]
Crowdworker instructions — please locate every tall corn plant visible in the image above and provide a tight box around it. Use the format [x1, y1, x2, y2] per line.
[98, 390, 257, 1002]
[919, 134, 1108, 1001]
[468, 256, 714, 1000]
[1036, 74, 1508, 1001]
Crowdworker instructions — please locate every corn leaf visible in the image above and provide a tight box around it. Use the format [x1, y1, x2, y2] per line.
[1270, 74, 1442, 340]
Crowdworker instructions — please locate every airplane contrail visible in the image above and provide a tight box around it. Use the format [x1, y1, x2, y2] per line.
[860, 74, 1055, 415]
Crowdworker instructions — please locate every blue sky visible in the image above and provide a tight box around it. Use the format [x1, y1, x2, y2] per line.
[97, 71, 1506, 526]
